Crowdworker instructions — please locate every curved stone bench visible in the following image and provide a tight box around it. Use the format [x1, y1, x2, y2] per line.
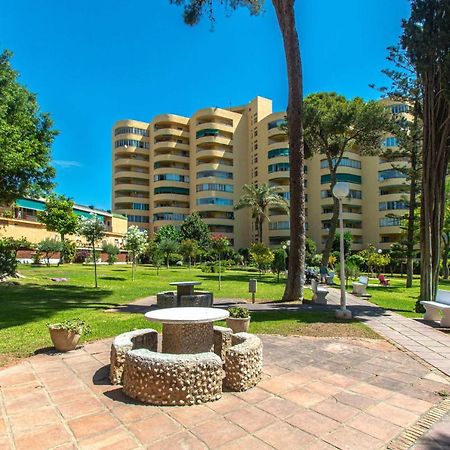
[223, 332, 263, 392]
[180, 293, 213, 307]
[156, 291, 177, 309]
[110, 329, 158, 385]
[122, 349, 224, 406]
[213, 326, 232, 360]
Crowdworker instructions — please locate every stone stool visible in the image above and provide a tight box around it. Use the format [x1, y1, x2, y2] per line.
[122, 349, 224, 406]
[156, 291, 177, 308]
[110, 329, 158, 385]
[223, 333, 263, 391]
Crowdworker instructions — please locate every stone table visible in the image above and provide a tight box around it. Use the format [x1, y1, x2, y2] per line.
[169, 281, 202, 303]
[145, 307, 229, 354]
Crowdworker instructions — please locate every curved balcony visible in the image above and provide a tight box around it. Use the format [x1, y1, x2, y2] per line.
[378, 176, 408, 188]
[268, 227, 290, 237]
[196, 135, 232, 147]
[153, 127, 189, 139]
[153, 153, 190, 165]
[195, 121, 233, 133]
[153, 180, 189, 190]
[114, 182, 149, 192]
[321, 211, 362, 222]
[195, 163, 234, 174]
[267, 126, 287, 141]
[153, 140, 190, 151]
[268, 142, 289, 152]
[378, 191, 409, 203]
[113, 157, 149, 168]
[114, 145, 149, 157]
[195, 202, 234, 212]
[195, 147, 234, 160]
[268, 171, 290, 183]
[114, 170, 149, 179]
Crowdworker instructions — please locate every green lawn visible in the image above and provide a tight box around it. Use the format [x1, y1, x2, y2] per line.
[0, 264, 378, 364]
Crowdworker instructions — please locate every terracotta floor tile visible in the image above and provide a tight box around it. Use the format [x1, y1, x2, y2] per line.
[68, 411, 121, 440]
[333, 391, 378, 410]
[111, 403, 160, 425]
[386, 392, 434, 414]
[286, 409, 340, 437]
[282, 388, 326, 408]
[225, 405, 276, 433]
[312, 398, 359, 422]
[127, 412, 182, 445]
[255, 421, 316, 450]
[258, 376, 297, 395]
[305, 380, 342, 397]
[77, 427, 138, 450]
[366, 402, 419, 427]
[217, 434, 273, 450]
[234, 387, 273, 404]
[147, 431, 207, 450]
[14, 423, 73, 450]
[191, 417, 246, 448]
[9, 406, 61, 432]
[206, 395, 248, 414]
[168, 404, 218, 427]
[324, 426, 383, 450]
[347, 412, 402, 441]
[58, 395, 105, 420]
[349, 382, 393, 400]
[256, 396, 304, 419]
[4, 391, 50, 414]
[321, 373, 357, 388]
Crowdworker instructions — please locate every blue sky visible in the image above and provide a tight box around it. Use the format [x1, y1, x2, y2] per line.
[0, 0, 410, 210]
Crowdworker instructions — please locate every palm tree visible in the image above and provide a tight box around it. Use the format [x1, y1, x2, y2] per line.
[235, 184, 289, 243]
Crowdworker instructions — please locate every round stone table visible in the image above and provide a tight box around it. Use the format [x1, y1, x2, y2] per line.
[169, 281, 202, 303]
[145, 307, 229, 354]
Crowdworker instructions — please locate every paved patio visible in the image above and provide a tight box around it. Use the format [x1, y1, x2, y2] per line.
[1, 334, 449, 449]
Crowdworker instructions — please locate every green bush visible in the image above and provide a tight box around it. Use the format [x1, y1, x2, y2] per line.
[62, 240, 76, 263]
[200, 262, 227, 273]
[102, 242, 120, 265]
[228, 306, 250, 318]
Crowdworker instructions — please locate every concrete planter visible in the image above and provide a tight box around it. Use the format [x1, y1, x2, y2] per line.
[48, 327, 81, 352]
[226, 317, 250, 333]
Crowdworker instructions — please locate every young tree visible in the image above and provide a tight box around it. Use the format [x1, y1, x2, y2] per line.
[304, 237, 317, 266]
[0, 237, 30, 278]
[179, 239, 199, 269]
[271, 247, 287, 282]
[37, 238, 62, 266]
[303, 93, 390, 268]
[102, 242, 120, 265]
[0, 50, 57, 205]
[158, 238, 179, 269]
[38, 194, 78, 264]
[250, 243, 275, 277]
[401, 0, 450, 300]
[124, 226, 148, 280]
[170, 0, 306, 302]
[78, 215, 106, 288]
[180, 212, 210, 247]
[154, 224, 181, 243]
[332, 232, 353, 257]
[235, 184, 289, 243]
[210, 234, 230, 290]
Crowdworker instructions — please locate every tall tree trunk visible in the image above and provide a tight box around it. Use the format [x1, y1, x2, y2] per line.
[321, 170, 339, 268]
[259, 215, 264, 243]
[406, 147, 418, 288]
[272, 0, 305, 302]
[60, 233, 65, 265]
[442, 240, 449, 279]
[254, 216, 260, 243]
[92, 243, 98, 288]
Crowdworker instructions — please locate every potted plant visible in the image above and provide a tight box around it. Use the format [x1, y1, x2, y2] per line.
[48, 319, 91, 352]
[226, 306, 251, 333]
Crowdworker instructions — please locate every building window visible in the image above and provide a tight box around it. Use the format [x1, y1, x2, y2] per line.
[389, 104, 409, 114]
[268, 163, 290, 173]
[383, 137, 399, 147]
[268, 119, 287, 130]
[268, 148, 289, 159]
[154, 174, 190, 183]
[320, 157, 361, 169]
[196, 129, 219, 139]
[127, 215, 149, 223]
[379, 201, 408, 211]
[209, 225, 234, 233]
[154, 187, 189, 195]
[196, 198, 233, 206]
[320, 173, 362, 185]
[196, 184, 234, 193]
[115, 139, 149, 149]
[380, 217, 402, 227]
[196, 170, 233, 180]
[269, 221, 290, 230]
[153, 213, 187, 221]
[115, 127, 149, 137]
[131, 203, 149, 211]
[378, 169, 406, 181]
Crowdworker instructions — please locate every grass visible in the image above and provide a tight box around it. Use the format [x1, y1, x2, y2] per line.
[0, 264, 377, 364]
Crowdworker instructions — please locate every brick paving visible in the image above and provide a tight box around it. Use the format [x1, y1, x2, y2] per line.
[1, 335, 449, 449]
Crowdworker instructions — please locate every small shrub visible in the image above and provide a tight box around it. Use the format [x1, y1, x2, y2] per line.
[228, 306, 250, 318]
[74, 249, 89, 263]
[47, 319, 91, 335]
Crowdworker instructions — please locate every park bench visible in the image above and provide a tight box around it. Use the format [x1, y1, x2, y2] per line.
[420, 289, 450, 327]
[310, 279, 329, 304]
[352, 276, 369, 297]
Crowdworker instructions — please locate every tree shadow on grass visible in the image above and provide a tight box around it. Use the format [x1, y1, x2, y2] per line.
[99, 276, 127, 281]
[0, 283, 115, 329]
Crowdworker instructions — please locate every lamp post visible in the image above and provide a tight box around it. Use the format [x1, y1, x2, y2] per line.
[332, 182, 352, 319]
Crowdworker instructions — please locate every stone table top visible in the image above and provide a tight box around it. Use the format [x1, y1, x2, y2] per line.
[169, 281, 202, 287]
[145, 307, 229, 324]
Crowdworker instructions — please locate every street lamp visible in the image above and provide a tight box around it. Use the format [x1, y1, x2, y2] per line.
[332, 182, 352, 319]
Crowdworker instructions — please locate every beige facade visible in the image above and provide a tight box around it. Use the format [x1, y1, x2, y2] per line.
[112, 97, 409, 251]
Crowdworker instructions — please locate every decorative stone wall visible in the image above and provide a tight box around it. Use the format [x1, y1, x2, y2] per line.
[223, 332, 263, 392]
[180, 293, 212, 307]
[122, 349, 224, 405]
[162, 322, 214, 354]
[156, 291, 177, 309]
[213, 326, 232, 361]
[110, 329, 158, 385]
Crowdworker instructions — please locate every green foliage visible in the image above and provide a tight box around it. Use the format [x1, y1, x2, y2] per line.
[228, 306, 250, 319]
[47, 319, 91, 335]
[0, 50, 57, 204]
[271, 247, 287, 282]
[210, 234, 230, 255]
[359, 245, 391, 275]
[179, 239, 199, 267]
[37, 238, 62, 266]
[102, 242, 120, 265]
[62, 240, 76, 263]
[0, 237, 30, 277]
[155, 224, 181, 243]
[250, 243, 274, 275]
[305, 238, 317, 265]
[332, 232, 353, 257]
[158, 238, 179, 268]
[180, 212, 210, 247]
[346, 253, 365, 269]
[336, 261, 360, 287]
[38, 194, 78, 242]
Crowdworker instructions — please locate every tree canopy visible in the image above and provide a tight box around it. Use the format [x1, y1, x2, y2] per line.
[0, 50, 57, 205]
[180, 212, 210, 246]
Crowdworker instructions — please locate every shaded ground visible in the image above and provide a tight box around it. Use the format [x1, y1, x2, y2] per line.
[1, 335, 449, 449]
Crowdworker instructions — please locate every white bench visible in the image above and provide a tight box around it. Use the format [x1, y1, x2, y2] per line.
[311, 279, 329, 304]
[420, 289, 450, 327]
[352, 276, 369, 297]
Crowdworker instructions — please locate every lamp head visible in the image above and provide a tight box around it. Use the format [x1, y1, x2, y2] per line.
[332, 182, 350, 199]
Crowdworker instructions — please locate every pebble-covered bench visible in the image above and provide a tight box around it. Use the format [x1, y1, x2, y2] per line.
[109, 329, 158, 385]
[352, 276, 369, 297]
[122, 349, 224, 405]
[311, 279, 329, 304]
[223, 332, 263, 392]
[420, 289, 450, 327]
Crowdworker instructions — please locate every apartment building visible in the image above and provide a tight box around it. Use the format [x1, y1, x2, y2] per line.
[112, 96, 409, 251]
